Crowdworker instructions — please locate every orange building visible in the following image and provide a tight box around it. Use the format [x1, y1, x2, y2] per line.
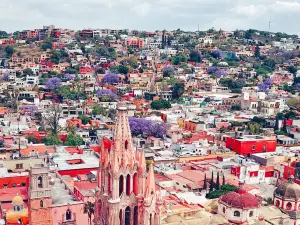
[126, 38, 144, 48]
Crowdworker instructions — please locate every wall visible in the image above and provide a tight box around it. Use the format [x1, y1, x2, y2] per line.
[3, 158, 43, 172]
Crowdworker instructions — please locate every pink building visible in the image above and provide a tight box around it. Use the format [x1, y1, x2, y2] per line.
[126, 38, 144, 48]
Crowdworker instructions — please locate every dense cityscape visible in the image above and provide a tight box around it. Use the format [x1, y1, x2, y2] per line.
[0, 24, 299, 225]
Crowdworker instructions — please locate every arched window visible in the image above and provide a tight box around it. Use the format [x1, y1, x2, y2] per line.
[119, 175, 124, 196]
[149, 213, 152, 225]
[40, 200, 43, 208]
[16, 206, 20, 211]
[66, 209, 72, 220]
[223, 207, 226, 213]
[126, 174, 131, 195]
[249, 211, 254, 217]
[125, 206, 131, 225]
[286, 202, 292, 210]
[133, 173, 138, 195]
[119, 210, 122, 225]
[275, 200, 280, 207]
[234, 211, 240, 217]
[38, 176, 43, 188]
[125, 140, 128, 150]
[133, 206, 138, 225]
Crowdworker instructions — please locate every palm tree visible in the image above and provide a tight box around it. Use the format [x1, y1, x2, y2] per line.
[84, 201, 95, 225]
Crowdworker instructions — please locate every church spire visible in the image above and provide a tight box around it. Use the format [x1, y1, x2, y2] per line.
[146, 161, 156, 197]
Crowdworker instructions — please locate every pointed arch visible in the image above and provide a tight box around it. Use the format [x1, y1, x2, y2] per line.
[125, 206, 131, 225]
[125, 140, 128, 150]
[119, 175, 124, 196]
[133, 173, 138, 195]
[126, 174, 131, 195]
[133, 206, 138, 225]
[66, 209, 72, 220]
[119, 209, 123, 225]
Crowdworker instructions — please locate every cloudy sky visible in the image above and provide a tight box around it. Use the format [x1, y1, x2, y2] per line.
[0, 0, 300, 34]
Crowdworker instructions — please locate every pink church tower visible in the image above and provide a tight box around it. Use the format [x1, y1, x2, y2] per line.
[94, 103, 162, 225]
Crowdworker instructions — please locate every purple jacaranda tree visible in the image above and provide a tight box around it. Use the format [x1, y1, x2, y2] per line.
[258, 83, 270, 92]
[96, 89, 118, 102]
[102, 73, 119, 84]
[296, 83, 300, 89]
[45, 77, 62, 90]
[3, 71, 8, 81]
[162, 65, 175, 77]
[129, 117, 167, 138]
[215, 69, 228, 78]
[263, 78, 272, 86]
[207, 66, 217, 74]
[64, 73, 75, 81]
[211, 49, 222, 59]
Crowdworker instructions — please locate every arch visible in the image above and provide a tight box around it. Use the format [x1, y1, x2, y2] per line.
[234, 211, 240, 217]
[40, 200, 43, 208]
[125, 206, 131, 225]
[38, 176, 43, 188]
[66, 209, 72, 220]
[133, 206, 138, 225]
[275, 200, 280, 207]
[125, 140, 128, 150]
[149, 213, 153, 225]
[133, 173, 138, 195]
[119, 209, 122, 225]
[249, 211, 254, 217]
[119, 175, 124, 196]
[286, 202, 292, 210]
[126, 174, 131, 195]
[16, 206, 20, 211]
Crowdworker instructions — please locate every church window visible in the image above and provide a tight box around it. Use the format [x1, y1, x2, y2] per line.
[119, 175, 124, 196]
[275, 200, 280, 207]
[234, 211, 240, 217]
[119, 210, 122, 225]
[126, 174, 131, 195]
[66, 209, 72, 220]
[249, 211, 253, 217]
[286, 202, 292, 210]
[40, 200, 43, 208]
[149, 213, 153, 225]
[133, 206, 138, 225]
[125, 206, 131, 225]
[133, 173, 138, 195]
[125, 140, 128, 150]
[38, 176, 43, 188]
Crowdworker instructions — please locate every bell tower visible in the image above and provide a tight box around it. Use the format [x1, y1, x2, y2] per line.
[28, 163, 52, 225]
[94, 102, 161, 225]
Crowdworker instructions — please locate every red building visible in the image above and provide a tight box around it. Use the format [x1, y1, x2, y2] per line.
[79, 67, 93, 74]
[225, 135, 277, 156]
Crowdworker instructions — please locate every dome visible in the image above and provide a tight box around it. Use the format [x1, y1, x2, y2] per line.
[219, 190, 260, 209]
[12, 195, 23, 205]
[275, 178, 300, 199]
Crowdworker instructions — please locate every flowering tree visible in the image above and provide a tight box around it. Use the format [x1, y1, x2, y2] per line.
[64, 73, 75, 81]
[129, 117, 167, 138]
[211, 49, 222, 59]
[45, 77, 61, 90]
[96, 89, 117, 102]
[102, 73, 119, 84]
[215, 69, 228, 78]
[207, 66, 217, 74]
[257, 83, 270, 92]
[263, 78, 272, 86]
[3, 71, 8, 81]
[162, 65, 174, 77]
[296, 83, 300, 89]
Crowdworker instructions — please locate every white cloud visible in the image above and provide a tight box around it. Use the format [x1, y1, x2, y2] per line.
[0, 0, 298, 34]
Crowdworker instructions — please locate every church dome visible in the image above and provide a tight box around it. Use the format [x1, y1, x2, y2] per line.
[275, 177, 300, 199]
[219, 190, 260, 209]
[12, 195, 23, 205]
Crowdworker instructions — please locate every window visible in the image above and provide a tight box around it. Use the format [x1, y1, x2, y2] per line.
[286, 202, 292, 210]
[12, 183, 16, 187]
[66, 209, 72, 220]
[234, 211, 240, 217]
[249, 211, 254, 217]
[252, 145, 255, 151]
[223, 207, 226, 213]
[21, 183, 26, 187]
[125, 140, 128, 150]
[3, 184, 7, 188]
[40, 200, 43, 208]
[38, 176, 43, 188]
[275, 200, 280, 207]
[16, 163, 23, 169]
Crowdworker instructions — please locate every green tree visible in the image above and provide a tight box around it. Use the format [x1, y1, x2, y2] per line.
[189, 50, 201, 63]
[5, 45, 14, 57]
[216, 172, 220, 190]
[249, 123, 261, 134]
[118, 65, 129, 74]
[281, 119, 288, 134]
[254, 46, 260, 58]
[172, 83, 185, 99]
[50, 50, 61, 64]
[65, 132, 84, 146]
[92, 104, 107, 116]
[27, 135, 38, 144]
[78, 115, 91, 125]
[209, 171, 214, 193]
[40, 39, 53, 51]
[23, 68, 34, 76]
[83, 201, 95, 225]
[42, 134, 62, 146]
[150, 100, 171, 110]
[288, 66, 297, 74]
[203, 173, 207, 190]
